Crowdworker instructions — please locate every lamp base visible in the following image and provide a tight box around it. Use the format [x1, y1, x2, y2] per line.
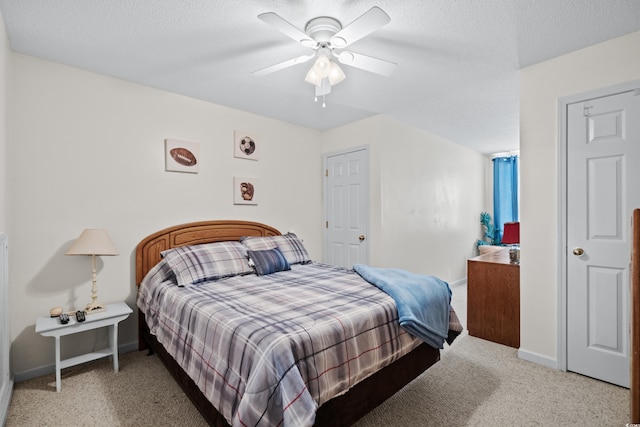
[86, 301, 106, 313]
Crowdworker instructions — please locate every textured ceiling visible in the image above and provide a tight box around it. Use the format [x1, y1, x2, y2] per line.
[1, 0, 639, 154]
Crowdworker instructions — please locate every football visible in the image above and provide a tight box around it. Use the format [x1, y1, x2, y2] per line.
[170, 147, 197, 166]
[239, 136, 256, 155]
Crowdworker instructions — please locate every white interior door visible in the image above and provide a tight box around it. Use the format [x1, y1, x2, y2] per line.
[324, 147, 369, 268]
[566, 89, 640, 387]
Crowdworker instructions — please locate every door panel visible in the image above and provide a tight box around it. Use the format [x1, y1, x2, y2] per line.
[587, 266, 623, 352]
[567, 90, 640, 388]
[588, 156, 622, 238]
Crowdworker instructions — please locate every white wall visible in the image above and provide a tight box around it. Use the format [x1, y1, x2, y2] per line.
[519, 31, 640, 364]
[321, 115, 486, 284]
[378, 117, 485, 282]
[0, 10, 11, 422]
[0, 10, 8, 234]
[9, 54, 323, 375]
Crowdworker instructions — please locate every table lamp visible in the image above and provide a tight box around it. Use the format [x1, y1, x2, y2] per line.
[65, 228, 119, 312]
[502, 222, 520, 264]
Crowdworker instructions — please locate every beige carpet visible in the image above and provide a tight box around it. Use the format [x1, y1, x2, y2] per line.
[5, 333, 629, 427]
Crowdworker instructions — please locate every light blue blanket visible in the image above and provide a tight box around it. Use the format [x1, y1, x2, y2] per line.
[353, 264, 452, 349]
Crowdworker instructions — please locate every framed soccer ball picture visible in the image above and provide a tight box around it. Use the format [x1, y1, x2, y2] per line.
[233, 130, 259, 161]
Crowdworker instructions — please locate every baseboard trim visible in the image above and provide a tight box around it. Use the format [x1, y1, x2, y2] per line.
[517, 348, 558, 370]
[13, 341, 138, 383]
[0, 375, 13, 426]
[449, 278, 467, 288]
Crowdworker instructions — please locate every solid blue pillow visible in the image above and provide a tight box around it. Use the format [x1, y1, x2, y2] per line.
[247, 247, 291, 276]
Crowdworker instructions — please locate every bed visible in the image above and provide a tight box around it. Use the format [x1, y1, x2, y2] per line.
[136, 220, 460, 426]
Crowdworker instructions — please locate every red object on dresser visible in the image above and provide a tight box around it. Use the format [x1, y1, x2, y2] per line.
[501, 221, 520, 245]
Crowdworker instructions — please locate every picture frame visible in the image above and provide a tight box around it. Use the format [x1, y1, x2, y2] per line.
[233, 130, 259, 161]
[233, 177, 258, 205]
[165, 139, 199, 173]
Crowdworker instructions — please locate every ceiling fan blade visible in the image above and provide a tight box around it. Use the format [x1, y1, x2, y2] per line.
[252, 54, 315, 77]
[258, 12, 316, 47]
[329, 7, 390, 48]
[338, 51, 396, 76]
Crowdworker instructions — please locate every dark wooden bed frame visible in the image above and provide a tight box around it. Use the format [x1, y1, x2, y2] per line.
[136, 220, 441, 426]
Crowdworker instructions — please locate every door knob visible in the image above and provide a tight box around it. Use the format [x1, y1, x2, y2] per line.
[359, 235, 366, 241]
[572, 247, 584, 256]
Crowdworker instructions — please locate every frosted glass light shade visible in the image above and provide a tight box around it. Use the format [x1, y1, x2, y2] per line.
[313, 54, 331, 78]
[305, 62, 345, 87]
[328, 62, 345, 85]
[305, 67, 321, 86]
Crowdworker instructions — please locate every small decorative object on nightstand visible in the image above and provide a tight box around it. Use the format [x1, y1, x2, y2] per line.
[65, 228, 119, 312]
[35, 302, 132, 392]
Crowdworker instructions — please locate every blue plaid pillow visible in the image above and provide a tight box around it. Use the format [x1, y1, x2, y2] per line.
[247, 247, 291, 276]
[241, 233, 311, 265]
[161, 241, 253, 286]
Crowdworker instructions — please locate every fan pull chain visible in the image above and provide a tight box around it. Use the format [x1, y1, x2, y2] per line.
[313, 88, 326, 107]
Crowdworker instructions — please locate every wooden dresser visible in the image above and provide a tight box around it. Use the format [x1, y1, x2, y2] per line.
[467, 248, 520, 348]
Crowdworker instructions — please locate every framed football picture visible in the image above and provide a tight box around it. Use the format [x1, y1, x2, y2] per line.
[233, 177, 258, 205]
[165, 139, 199, 173]
[233, 130, 259, 161]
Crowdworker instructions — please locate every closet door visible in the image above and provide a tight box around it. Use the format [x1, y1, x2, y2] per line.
[566, 90, 640, 387]
[323, 147, 370, 268]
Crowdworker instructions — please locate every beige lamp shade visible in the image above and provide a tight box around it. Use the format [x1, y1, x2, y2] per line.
[65, 229, 119, 256]
[65, 228, 118, 312]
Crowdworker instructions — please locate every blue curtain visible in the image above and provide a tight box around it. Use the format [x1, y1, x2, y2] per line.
[493, 155, 519, 243]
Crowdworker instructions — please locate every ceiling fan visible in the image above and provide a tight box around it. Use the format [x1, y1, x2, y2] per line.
[253, 6, 396, 106]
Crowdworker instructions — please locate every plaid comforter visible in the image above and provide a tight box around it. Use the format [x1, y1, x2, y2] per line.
[137, 262, 457, 426]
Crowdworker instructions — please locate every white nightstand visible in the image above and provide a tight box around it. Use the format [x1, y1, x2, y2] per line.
[35, 301, 132, 391]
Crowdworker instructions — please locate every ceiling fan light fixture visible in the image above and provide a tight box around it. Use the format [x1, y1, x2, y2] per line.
[304, 67, 321, 86]
[306, 58, 345, 86]
[328, 62, 345, 85]
[313, 54, 332, 78]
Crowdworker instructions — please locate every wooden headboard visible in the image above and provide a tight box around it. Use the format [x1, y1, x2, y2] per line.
[135, 220, 281, 285]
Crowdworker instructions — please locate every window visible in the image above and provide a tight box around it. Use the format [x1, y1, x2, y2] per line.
[492, 155, 519, 242]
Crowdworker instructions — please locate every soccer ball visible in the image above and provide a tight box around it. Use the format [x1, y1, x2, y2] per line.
[239, 136, 255, 155]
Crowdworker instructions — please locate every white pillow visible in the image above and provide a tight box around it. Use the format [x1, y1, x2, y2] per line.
[241, 233, 311, 265]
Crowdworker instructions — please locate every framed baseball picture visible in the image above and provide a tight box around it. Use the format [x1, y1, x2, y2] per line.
[233, 130, 259, 161]
[233, 177, 258, 205]
[165, 139, 199, 173]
